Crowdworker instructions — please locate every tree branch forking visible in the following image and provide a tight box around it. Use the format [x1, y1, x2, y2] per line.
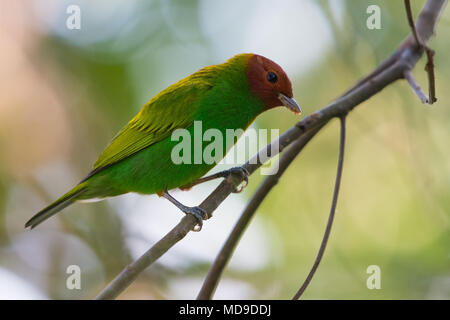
[95, 0, 446, 300]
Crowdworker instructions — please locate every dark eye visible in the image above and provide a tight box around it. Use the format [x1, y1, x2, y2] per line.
[267, 71, 278, 83]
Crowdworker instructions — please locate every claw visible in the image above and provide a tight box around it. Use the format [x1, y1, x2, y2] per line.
[182, 206, 208, 232]
[227, 167, 249, 193]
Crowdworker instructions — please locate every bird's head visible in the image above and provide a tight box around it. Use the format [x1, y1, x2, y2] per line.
[247, 54, 301, 114]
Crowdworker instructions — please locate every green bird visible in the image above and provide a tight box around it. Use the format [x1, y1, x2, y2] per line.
[26, 53, 300, 230]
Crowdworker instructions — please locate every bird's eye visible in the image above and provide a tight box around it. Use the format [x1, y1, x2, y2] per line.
[267, 71, 278, 83]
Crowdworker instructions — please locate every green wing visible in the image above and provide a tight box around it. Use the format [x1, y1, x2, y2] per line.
[92, 73, 214, 172]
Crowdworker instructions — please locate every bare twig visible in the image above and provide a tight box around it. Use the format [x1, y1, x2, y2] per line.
[292, 116, 346, 300]
[404, 70, 430, 103]
[95, 216, 193, 299]
[196, 124, 325, 300]
[95, 0, 446, 300]
[405, 0, 423, 46]
[424, 47, 437, 103]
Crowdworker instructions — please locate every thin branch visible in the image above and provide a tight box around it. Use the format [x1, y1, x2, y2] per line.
[404, 70, 430, 103]
[95, 216, 193, 300]
[196, 124, 325, 300]
[424, 47, 437, 103]
[292, 116, 346, 300]
[405, 0, 422, 46]
[95, 0, 446, 300]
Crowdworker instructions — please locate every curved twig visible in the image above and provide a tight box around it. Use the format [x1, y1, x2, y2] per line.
[292, 116, 346, 300]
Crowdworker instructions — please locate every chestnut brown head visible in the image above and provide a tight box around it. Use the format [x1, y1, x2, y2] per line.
[247, 54, 301, 114]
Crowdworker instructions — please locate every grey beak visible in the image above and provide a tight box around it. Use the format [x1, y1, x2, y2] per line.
[278, 93, 301, 114]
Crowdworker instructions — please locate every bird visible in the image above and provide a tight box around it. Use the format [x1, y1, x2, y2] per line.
[25, 53, 301, 231]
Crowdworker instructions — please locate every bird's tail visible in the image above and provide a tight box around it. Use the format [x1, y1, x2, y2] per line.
[25, 184, 87, 229]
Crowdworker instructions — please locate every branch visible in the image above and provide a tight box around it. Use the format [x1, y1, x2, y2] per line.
[404, 70, 430, 103]
[424, 47, 437, 103]
[405, 0, 422, 46]
[95, 0, 447, 300]
[292, 116, 346, 300]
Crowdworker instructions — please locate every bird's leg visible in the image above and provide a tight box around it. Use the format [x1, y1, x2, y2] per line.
[180, 167, 249, 193]
[161, 191, 208, 232]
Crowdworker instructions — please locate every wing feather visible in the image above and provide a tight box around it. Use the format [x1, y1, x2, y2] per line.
[92, 73, 214, 171]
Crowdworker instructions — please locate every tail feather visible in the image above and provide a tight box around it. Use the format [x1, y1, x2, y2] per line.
[25, 185, 86, 229]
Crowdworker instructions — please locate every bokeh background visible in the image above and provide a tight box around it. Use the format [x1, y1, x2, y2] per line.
[0, 0, 449, 299]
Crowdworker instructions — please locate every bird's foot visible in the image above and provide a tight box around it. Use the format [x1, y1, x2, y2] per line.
[181, 205, 208, 232]
[161, 191, 208, 231]
[223, 167, 249, 193]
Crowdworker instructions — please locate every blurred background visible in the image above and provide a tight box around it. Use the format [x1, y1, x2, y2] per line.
[0, 0, 449, 299]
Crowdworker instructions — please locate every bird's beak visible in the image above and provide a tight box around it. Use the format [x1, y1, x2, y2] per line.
[278, 93, 301, 114]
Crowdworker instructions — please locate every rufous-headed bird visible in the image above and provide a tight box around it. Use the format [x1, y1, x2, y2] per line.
[26, 53, 301, 231]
